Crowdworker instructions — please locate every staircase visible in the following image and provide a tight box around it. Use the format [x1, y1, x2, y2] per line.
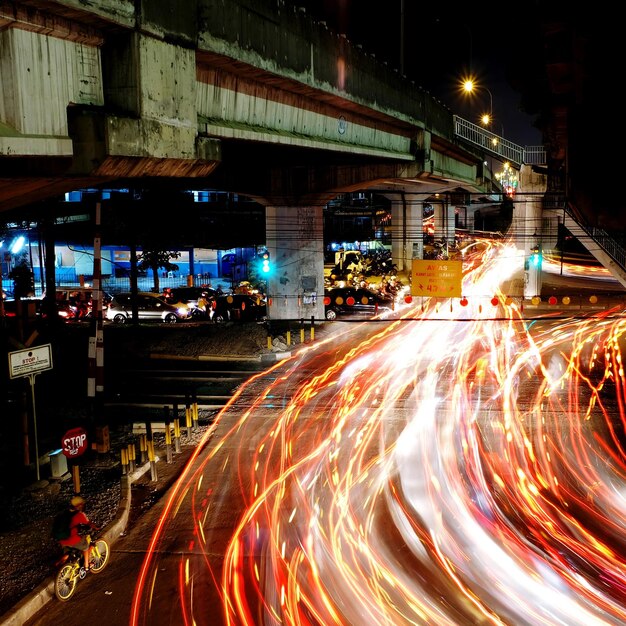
[455, 116, 626, 286]
[561, 205, 626, 288]
[453, 116, 546, 167]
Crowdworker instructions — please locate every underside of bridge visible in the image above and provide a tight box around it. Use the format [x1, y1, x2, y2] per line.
[0, 0, 493, 220]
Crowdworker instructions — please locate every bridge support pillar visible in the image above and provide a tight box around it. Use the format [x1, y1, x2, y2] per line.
[433, 200, 456, 246]
[265, 206, 325, 322]
[516, 165, 548, 299]
[391, 194, 423, 273]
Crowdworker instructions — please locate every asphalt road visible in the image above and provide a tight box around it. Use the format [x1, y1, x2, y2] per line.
[16, 305, 591, 625]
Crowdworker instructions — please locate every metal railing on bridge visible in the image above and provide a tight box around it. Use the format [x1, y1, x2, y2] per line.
[453, 116, 546, 167]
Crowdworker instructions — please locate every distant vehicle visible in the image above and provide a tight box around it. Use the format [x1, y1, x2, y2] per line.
[163, 286, 218, 319]
[105, 292, 192, 324]
[329, 250, 365, 280]
[49, 287, 112, 320]
[212, 294, 267, 323]
[324, 286, 394, 321]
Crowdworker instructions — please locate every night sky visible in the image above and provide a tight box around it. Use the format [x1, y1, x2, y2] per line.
[291, 0, 543, 147]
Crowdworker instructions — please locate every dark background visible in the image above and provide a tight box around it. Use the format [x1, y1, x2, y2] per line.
[290, 0, 543, 146]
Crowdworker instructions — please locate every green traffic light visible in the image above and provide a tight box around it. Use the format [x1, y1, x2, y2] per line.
[529, 246, 541, 267]
[261, 252, 271, 273]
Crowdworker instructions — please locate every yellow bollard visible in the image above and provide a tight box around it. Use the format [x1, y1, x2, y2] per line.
[300, 327, 305, 344]
[127, 443, 135, 472]
[148, 440, 158, 481]
[165, 423, 173, 463]
[139, 433, 147, 463]
[267, 334, 272, 350]
[310, 326, 314, 341]
[121, 448, 129, 475]
[185, 403, 192, 437]
[174, 417, 181, 453]
[193, 401, 199, 428]
[147, 440, 155, 462]
[286, 330, 291, 346]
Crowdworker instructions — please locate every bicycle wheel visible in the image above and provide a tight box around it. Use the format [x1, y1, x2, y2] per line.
[89, 538, 110, 573]
[55, 564, 78, 601]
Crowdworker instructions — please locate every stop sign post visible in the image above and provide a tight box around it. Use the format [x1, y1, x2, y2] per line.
[62, 427, 88, 494]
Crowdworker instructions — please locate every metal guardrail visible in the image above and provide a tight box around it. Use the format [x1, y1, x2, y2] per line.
[562, 205, 626, 271]
[522, 145, 547, 166]
[453, 116, 546, 167]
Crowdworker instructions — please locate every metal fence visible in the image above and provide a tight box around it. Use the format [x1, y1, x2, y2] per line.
[453, 115, 546, 167]
[2, 273, 237, 299]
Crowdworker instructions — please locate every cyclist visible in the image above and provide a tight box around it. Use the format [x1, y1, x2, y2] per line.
[58, 496, 100, 571]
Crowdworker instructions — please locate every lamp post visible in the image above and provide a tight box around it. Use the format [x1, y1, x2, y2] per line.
[400, 0, 404, 75]
[462, 79, 493, 123]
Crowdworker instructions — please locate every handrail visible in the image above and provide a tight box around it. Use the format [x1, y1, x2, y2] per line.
[453, 116, 546, 167]
[522, 145, 547, 166]
[562, 204, 626, 271]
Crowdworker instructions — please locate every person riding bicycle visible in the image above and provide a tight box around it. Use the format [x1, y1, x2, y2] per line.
[57, 496, 100, 571]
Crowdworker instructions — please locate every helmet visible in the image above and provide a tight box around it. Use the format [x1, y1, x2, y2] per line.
[70, 496, 85, 508]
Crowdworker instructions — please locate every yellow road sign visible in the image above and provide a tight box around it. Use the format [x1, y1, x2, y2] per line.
[411, 259, 463, 298]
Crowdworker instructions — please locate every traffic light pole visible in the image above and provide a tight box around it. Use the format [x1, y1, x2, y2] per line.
[525, 244, 542, 299]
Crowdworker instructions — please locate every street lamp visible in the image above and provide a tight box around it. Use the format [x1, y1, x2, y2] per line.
[462, 79, 493, 123]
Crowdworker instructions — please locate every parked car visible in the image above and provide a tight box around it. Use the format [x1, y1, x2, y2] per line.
[324, 286, 394, 321]
[105, 292, 192, 324]
[49, 287, 113, 320]
[163, 286, 218, 319]
[212, 294, 267, 323]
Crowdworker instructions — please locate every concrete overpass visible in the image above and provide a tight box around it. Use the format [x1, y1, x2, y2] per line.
[0, 0, 542, 318]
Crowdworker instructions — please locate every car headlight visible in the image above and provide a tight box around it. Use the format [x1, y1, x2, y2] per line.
[177, 306, 189, 316]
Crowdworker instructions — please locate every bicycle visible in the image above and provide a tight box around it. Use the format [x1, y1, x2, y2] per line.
[54, 531, 110, 601]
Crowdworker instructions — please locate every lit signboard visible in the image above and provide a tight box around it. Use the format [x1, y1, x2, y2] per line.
[411, 260, 463, 298]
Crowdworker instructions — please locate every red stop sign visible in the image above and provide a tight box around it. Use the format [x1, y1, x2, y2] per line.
[62, 427, 88, 458]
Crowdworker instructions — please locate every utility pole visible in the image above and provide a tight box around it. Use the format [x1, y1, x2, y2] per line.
[400, 0, 405, 75]
[88, 201, 109, 453]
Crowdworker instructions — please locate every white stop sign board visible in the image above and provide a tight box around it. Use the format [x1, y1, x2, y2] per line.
[8, 344, 53, 379]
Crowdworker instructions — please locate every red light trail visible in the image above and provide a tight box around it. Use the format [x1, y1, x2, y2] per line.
[131, 239, 626, 625]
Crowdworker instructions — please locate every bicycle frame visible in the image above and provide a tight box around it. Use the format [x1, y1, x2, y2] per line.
[54, 533, 110, 602]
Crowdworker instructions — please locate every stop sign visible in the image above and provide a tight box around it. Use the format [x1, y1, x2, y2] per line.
[62, 427, 88, 458]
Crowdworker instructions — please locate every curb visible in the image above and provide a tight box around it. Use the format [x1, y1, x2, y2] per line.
[149, 352, 294, 363]
[260, 351, 292, 363]
[150, 353, 262, 362]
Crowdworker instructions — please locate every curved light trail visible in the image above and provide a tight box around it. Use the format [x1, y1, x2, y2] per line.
[131, 238, 626, 625]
